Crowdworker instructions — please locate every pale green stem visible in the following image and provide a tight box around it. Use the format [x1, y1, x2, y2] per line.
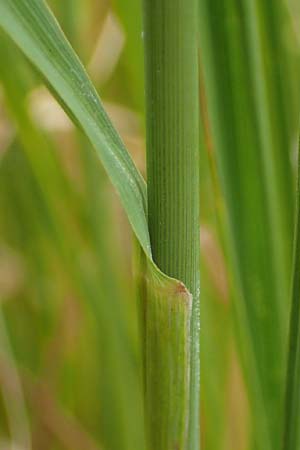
[142, 0, 200, 448]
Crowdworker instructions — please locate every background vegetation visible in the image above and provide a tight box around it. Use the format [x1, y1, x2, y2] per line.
[0, 0, 300, 449]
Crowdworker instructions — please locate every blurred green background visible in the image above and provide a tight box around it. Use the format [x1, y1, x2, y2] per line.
[0, 0, 300, 449]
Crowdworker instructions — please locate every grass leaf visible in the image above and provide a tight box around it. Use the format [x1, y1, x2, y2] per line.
[0, 0, 150, 256]
[198, 0, 295, 448]
[283, 134, 300, 449]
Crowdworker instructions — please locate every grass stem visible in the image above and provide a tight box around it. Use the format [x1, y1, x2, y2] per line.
[142, 0, 200, 448]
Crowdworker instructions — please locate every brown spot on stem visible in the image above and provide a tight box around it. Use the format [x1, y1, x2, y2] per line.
[175, 281, 189, 295]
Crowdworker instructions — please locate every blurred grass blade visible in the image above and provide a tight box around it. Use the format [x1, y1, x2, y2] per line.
[111, 0, 144, 111]
[0, 0, 150, 257]
[0, 0, 195, 448]
[0, 309, 32, 450]
[243, 0, 294, 286]
[0, 32, 77, 221]
[198, 0, 295, 448]
[283, 135, 300, 450]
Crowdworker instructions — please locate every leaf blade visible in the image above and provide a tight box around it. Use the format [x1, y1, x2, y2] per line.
[0, 0, 150, 256]
[283, 136, 300, 450]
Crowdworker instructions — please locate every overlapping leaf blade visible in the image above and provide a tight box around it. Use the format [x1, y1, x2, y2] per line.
[0, 0, 150, 257]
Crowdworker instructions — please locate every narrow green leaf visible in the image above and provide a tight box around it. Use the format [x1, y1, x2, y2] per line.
[283, 135, 300, 450]
[198, 0, 295, 448]
[0, 310, 32, 450]
[111, 0, 145, 111]
[0, 32, 76, 220]
[0, 0, 150, 257]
